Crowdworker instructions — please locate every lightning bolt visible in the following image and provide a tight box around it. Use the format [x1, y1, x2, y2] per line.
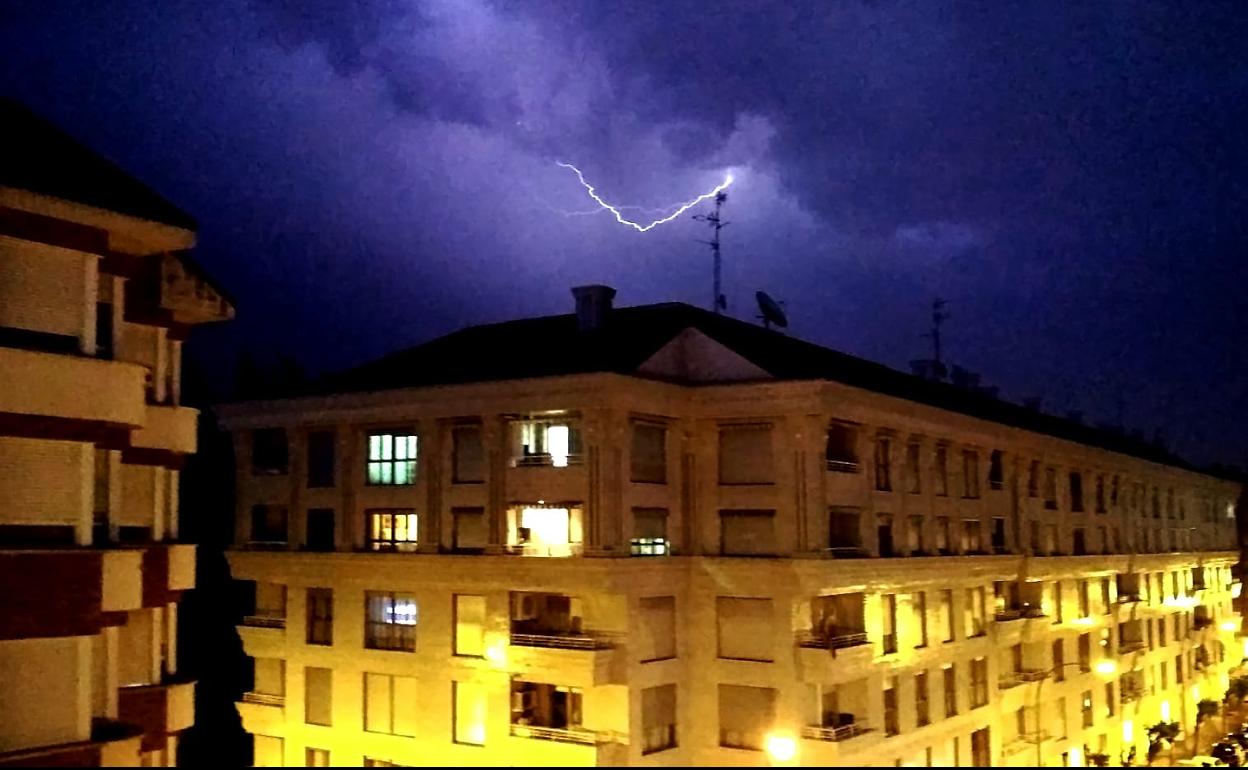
[556, 161, 733, 233]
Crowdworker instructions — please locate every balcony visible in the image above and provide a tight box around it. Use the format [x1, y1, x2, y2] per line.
[999, 669, 1049, 689]
[118, 678, 195, 750]
[1117, 593, 1142, 605]
[503, 543, 584, 558]
[797, 629, 870, 651]
[240, 692, 285, 707]
[511, 632, 612, 651]
[801, 723, 873, 743]
[240, 613, 285, 630]
[1120, 687, 1144, 704]
[0, 346, 146, 430]
[1119, 639, 1147, 654]
[130, 404, 197, 455]
[995, 608, 1024, 622]
[510, 724, 598, 745]
[1194, 616, 1214, 630]
[0, 719, 143, 768]
[826, 459, 861, 474]
[1004, 731, 1050, 754]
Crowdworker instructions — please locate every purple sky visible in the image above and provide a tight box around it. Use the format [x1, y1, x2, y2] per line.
[2, 0, 1245, 466]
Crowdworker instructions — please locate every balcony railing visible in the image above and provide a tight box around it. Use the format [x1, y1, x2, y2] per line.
[510, 632, 612, 650]
[240, 614, 286, 629]
[1194, 616, 1214, 630]
[826, 459, 861, 474]
[1005, 731, 1051, 752]
[801, 723, 873, 742]
[241, 691, 285, 707]
[999, 670, 1049, 689]
[510, 724, 597, 745]
[503, 543, 584, 558]
[994, 608, 1023, 622]
[797, 629, 870, 651]
[820, 546, 870, 559]
[1117, 593, 1142, 604]
[513, 454, 584, 468]
[1119, 639, 1147, 654]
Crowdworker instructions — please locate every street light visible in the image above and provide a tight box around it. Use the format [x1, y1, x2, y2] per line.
[1034, 659, 1120, 766]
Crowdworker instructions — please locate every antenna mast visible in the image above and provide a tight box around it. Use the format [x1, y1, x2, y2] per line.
[694, 191, 729, 313]
[924, 298, 950, 365]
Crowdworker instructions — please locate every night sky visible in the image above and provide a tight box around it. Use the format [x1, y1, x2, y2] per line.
[3, 1, 1245, 467]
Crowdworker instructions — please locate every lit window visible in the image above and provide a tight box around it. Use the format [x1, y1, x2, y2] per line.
[367, 509, 418, 552]
[367, 432, 418, 486]
[365, 591, 417, 652]
[631, 508, 669, 556]
[507, 504, 583, 557]
[516, 419, 582, 467]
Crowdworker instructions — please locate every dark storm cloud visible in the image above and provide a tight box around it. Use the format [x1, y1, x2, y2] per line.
[1, 0, 1243, 465]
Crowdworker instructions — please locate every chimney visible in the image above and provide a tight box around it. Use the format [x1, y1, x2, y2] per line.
[571, 285, 616, 333]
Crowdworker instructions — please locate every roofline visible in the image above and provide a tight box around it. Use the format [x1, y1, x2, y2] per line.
[216, 368, 1242, 486]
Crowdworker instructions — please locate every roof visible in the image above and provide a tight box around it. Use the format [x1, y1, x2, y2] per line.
[319, 301, 1235, 480]
[0, 99, 196, 231]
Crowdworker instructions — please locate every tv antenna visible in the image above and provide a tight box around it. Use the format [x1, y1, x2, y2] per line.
[922, 298, 950, 365]
[755, 291, 788, 330]
[694, 190, 729, 313]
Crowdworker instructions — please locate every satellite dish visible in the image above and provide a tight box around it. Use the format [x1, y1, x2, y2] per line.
[756, 291, 788, 330]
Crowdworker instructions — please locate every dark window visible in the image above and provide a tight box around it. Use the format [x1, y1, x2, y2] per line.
[307, 432, 335, 488]
[991, 517, 1007, 553]
[988, 450, 1004, 490]
[877, 514, 894, 557]
[1070, 472, 1084, 512]
[95, 303, 113, 359]
[825, 424, 859, 472]
[452, 426, 484, 483]
[250, 505, 288, 544]
[306, 508, 335, 551]
[306, 588, 333, 645]
[632, 508, 669, 556]
[1072, 528, 1087, 556]
[630, 423, 667, 483]
[252, 429, 289, 475]
[874, 436, 892, 491]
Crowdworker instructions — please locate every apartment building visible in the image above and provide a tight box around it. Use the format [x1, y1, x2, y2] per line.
[0, 101, 233, 766]
[220, 285, 1242, 767]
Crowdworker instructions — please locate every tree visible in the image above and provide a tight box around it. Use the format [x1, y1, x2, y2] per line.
[1146, 722, 1181, 766]
[1197, 697, 1222, 746]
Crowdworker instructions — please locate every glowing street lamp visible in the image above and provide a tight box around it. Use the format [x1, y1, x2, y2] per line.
[765, 732, 798, 764]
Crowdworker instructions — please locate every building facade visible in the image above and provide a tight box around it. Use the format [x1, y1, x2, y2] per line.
[221, 286, 1241, 767]
[0, 101, 233, 766]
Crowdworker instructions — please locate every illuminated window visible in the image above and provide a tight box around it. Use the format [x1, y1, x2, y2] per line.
[363, 760, 401, 768]
[367, 509, 418, 552]
[506, 504, 583, 557]
[511, 681, 582, 732]
[453, 681, 487, 746]
[642, 684, 677, 754]
[515, 418, 582, 468]
[881, 594, 897, 654]
[965, 588, 986, 637]
[961, 519, 983, 554]
[305, 748, 330, 767]
[1081, 690, 1094, 727]
[365, 592, 417, 652]
[366, 432, 417, 485]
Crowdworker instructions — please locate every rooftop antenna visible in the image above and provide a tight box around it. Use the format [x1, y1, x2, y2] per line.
[755, 291, 788, 331]
[694, 190, 729, 313]
[922, 298, 950, 366]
